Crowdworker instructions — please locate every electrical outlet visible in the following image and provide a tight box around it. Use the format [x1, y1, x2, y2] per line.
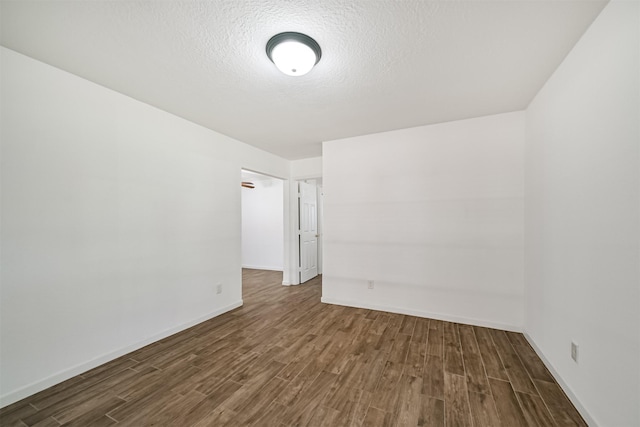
[367, 280, 374, 290]
[571, 342, 579, 363]
[216, 283, 222, 295]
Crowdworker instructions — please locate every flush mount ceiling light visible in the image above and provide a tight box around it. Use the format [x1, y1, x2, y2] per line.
[266, 32, 321, 77]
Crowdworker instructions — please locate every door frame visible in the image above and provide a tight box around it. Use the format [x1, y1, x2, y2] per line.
[298, 180, 319, 283]
[240, 168, 292, 288]
[241, 167, 322, 287]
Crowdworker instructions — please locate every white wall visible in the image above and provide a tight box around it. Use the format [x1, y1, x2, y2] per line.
[0, 47, 289, 406]
[241, 177, 284, 270]
[322, 112, 525, 330]
[291, 156, 322, 180]
[524, 1, 639, 425]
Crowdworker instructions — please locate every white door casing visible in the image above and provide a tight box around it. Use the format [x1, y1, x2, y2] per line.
[298, 181, 318, 283]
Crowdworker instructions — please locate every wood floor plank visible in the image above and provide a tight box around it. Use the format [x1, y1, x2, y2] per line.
[387, 313, 405, 334]
[174, 380, 244, 425]
[191, 405, 238, 427]
[365, 310, 379, 320]
[473, 327, 509, 381]
[322, 379, 361, 415]
[489, 329, 538, 394]
[0, 401, 37, 425]
[516, 391, 556, 426]
[227, 346, 286, 384]
[233, 377, 290, 424]
[370, 313, 390, 335]
[468, 391, 501, 427]
[464, 352, 491, 394]
[534, 379, 587, 426]
[330, 357, 367, 394]
[322, 375, 362, 411]
[512, 343, 555, 383]
[417, 397, 444, 427]
[113, 366, 167, 401]
[349, 317, 375, 343]
[374, 320, 400, 354]
[52, 393, 124, 425]
[107, 388, 180, 424]
[363, 406, 394, 427]
[370, 361, 404, 412]
[144, 390, 207, 425]
[23, 367, 141, 426]
[252, 401, 287, 426]
[195, 353, 260, 395]
[458, 325, 479, 355]
[361, 350, 389, 392]
[1, 270, 585, 427]
[405, 340, 426, 378]
[84, 356, 140, 382]
[388, 333, 412, 364]
[392, 374, 423, 426]
[276, 359, 324, 406]
[422, 355, 445, 400]
[60, 396, 125, 426]
[305, 405, 341, 426]
[399, 316, 417, 336]
[277, 337, 330, 381]
[430, 319, 444, 331]
[413, 317, 430, 345]
[220, 359, 286, 411]
[506, 331, 530, 347]
[123, 364, 202, 403]
[281, 370, 338, 426]
[459, 325, 490, 394]
[443, 323, 464, 376]
[444, 372, 472, 427]
[426, 328, 444, 358]
[66, 415, 116, 427]
[351, 390, 375, 427]
[325, 332, 361, 375]
[330, 393, 361, 427]
[27, 374, 108, 411]
[128, 329, 197, 363]
[29, 416, 62, 427]
[488, 378, 528, 427]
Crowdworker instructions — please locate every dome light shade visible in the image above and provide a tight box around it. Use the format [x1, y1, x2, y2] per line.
[266, 32, 321, 76]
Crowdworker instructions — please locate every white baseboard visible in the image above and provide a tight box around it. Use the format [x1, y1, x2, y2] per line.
[241, 265, 283, 272]
[0, 300, 243, 408]
[523, 332, 598, 427]
[320, 297, 521, 332]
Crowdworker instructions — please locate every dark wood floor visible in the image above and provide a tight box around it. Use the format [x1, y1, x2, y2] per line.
[1, 269, 585, 427]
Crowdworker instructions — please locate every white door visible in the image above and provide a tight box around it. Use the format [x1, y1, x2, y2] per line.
[299, 181, 318, 283]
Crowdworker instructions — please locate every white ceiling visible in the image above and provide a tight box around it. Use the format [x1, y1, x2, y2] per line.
[1, 1, 607, 160]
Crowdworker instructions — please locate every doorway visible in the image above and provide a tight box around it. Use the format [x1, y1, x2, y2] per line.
[241, 170, 284, 292]
[240, 171, 323, 290]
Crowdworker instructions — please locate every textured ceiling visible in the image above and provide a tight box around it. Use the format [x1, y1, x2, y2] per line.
[1, 1, 607, 159]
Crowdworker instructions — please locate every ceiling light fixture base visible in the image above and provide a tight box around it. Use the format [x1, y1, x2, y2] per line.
[266, 32, 322, 76]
